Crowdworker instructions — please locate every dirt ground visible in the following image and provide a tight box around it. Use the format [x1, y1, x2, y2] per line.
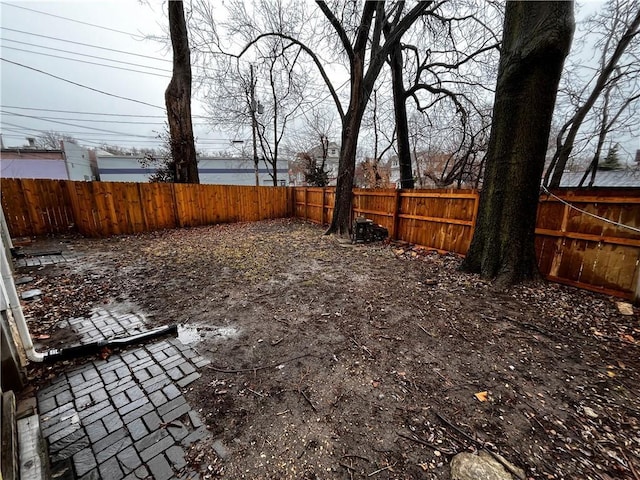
[16, 219, 640, 479]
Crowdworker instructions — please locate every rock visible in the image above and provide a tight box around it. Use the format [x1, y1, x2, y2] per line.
[212, 439, 230, 460]
[582, 406, 599, 419]
[21, 289, 42, 300]
[450, 451, 515, 480]
[15, 276, 35, 285]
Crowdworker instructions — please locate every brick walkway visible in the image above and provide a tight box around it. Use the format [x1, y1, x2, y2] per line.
[36, 311, 212, 479]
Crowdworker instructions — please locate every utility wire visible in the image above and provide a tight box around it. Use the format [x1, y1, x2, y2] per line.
[0, 58, 165, 110]
[1, 111, 211, 126]
[0, 27, 171, 62]
[540, 185, 640, 234]
[1, 111, 159, 138]
[1, 2, 149, 40]
[0, 37, 173, 72]
[0, 105, 206, 119]
[1, 46, 170, 78]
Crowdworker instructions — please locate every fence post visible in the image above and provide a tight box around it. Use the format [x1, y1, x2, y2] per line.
[304, 187, 308, 221]
[392, 189, 401, 240]
[321, 187, 325, 225]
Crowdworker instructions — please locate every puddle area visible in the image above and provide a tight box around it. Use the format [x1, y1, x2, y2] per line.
[177, 324, 240, 344]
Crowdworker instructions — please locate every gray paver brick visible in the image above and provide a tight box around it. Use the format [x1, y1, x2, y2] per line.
[51, 435, 90, 463]
[147, 364, 163, 377]
[112, 392, 129, 409]
[179, 362, 196, 376]
[78, 469, 100, 480]
[78, 399, 111, 419]
[167, 421, 188, 442]
[73, 380, 104, 398]
[142, 411, 162, 431]
[167, 367, 184, 381]
[102, 411, 124, 433]
[121, 402, 155, 424]
[193, 356, 211, 368]
[166, 445, 187, 470]
[134, 429, 169, 453]
[38, 396, 56, 414]
[188, 410, 203, 429]
[147, 454, 174, 480]
[181, 427, 209, 447]
[127, 418, 148, 441]
[116, 446, 142, 474]
[74, 395, 91, 410]
[49, 428, 86, 453]
[141, 374, 171, 394]
[56, 389, 73, 406]
[126, 385, 145, 402]
[177, 372, 201, 388]
[161, 402, 190, 424]
[85, 421, 108, 444]
[99, 455, 124, 480]
[140, 439, 177, 467]
[118, 396, 147, 415]
[92, 427, 128, 454]
[149, 390, 168, 408]
[157, 396, 186, 417]
[90, 388, 109, 404]
[47, 423, 81, 445]
[82, 404, 116, 427]
[162, 384, 181, 400]
[73, 448, 97, 477]
[95, 436, 132, 464]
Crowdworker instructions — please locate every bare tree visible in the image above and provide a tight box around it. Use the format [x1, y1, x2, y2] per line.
[389, 0, 502, 189]
[462, 0, 574, 286]
[191, 0, 310, 186]
[165, 0, 199, 183]
[35, 131, 77, 150]
[545, 0, 640, 188]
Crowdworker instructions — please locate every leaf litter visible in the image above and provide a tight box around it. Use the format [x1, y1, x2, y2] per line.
[16, 219, 640, 479]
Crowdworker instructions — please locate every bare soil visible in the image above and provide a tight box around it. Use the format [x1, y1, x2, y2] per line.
[17, 219, 640, 479]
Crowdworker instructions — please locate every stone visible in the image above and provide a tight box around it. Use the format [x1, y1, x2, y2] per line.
[21, 289, 42, 300]
[15, 276, 34, 285]
[450, 451, 516, 480]
[212, 439, 230, 460]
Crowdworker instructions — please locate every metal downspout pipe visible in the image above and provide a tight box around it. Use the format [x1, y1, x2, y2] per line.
[0, 215, 44, 362]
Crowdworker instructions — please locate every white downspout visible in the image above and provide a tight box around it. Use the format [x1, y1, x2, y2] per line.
[0, 222, 44, 362]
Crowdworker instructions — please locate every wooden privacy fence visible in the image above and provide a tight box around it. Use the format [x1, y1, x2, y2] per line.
[2, 179, 639, 300]
[1, 178, 292, 238]
[293, 186, 640, 300]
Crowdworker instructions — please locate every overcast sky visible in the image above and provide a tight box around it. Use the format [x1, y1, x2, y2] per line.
[0, 0, 637, 160]
[0, 0, 228, 152]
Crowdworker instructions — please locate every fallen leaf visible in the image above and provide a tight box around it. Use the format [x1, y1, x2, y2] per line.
[100, 346, 111, 360]
[607, 370, 616, 378]
[474, 391, 489, 402]
[616, 302, 634, 316]
[621, 334, 635, 343]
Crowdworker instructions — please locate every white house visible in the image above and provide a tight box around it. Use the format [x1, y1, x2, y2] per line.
[97, 155, 288, 185]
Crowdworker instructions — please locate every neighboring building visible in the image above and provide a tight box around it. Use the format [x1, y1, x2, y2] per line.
[97, 155, 288, 185]
[0, 139, 97, 181]
[290, 141, 340, 186]
[559, 168, 640, 188]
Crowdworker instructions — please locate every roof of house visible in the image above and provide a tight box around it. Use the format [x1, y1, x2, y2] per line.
[559, 168, 640, 188]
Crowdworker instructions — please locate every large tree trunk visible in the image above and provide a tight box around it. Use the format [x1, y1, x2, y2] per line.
[165, 0, 199, 184]
[389, 42, 414, 189]
[326, 56, 369, 236]
[462, 1, 574, 286]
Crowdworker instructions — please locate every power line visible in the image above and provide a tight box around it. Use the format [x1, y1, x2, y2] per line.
[0, 58, 165, 110]
[0, 106, 177, 118]
[1, 46, 170, 78]
[0, 27, 171, 63]
[1, 111, 211, 126]
[0, 37, 173, 73]
[1, 111, 158, 138]
[1, 2, 149, 40]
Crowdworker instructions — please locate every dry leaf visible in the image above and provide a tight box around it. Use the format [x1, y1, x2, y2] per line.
[607, 370, 616, 378]
[474, 391, 489, 402]
[616, 302, 634, 316]
[372, 381, 380, 388]
[621, 334, 635, 343]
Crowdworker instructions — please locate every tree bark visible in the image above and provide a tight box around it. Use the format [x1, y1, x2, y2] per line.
[165, 0, 199, 184]
[389, 42, 414, 189]
[461, 1, 574, 286]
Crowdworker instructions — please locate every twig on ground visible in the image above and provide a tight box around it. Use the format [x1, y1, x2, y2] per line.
[367, 464, 396, 477]
[339, 463, 357, 472]
[275, 409, 289, 416]
[416, 323, 435, 337]
[397, 431, 455, 454]
[619, 447, 640, 480]
[247, 388, 264, 397]
[341, 454, 371, 463]
[299, 388, 318, 412]
[447, 319, 472, 342]
[207, 353, 311, 374]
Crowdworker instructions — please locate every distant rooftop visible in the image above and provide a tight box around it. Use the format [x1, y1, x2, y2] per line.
[560, 168, 640, 188]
